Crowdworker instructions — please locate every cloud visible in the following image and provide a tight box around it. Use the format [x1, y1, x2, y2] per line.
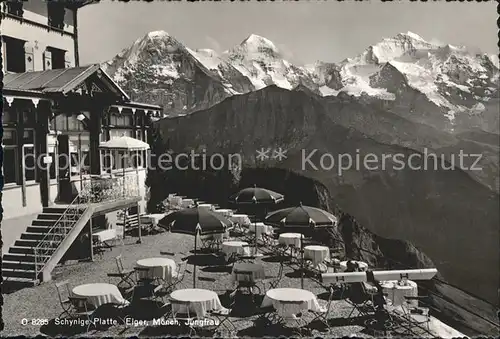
[205, 36, 222, 52]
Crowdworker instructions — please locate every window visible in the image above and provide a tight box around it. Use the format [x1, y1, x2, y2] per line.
[2, 148, 18, 184]
[49, 47, 66, 69]
[23, 129, 35, 144]
[23, 110, 35, 125]
[48, 153, 57, 180]
[4, 36, 26, 73]
[50, 114, 85, 131]
[47, 2, 65, 30]
[2, 129, 17, 145]
[24, 146, 36, 181]
[5, 1, 23, 17]
[110, 114, 134, 126]
[2, 109, 16, 124]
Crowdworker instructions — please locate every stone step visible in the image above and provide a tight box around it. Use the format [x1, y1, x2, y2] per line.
[2, 268, 37, 279]
[9, 246, 56, 255]
[3, 253, 52, 262]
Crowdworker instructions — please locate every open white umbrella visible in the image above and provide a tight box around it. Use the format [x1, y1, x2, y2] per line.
[99, 136, 150, 151]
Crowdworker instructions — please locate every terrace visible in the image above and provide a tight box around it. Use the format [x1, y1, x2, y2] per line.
[2, 203, 466, 338]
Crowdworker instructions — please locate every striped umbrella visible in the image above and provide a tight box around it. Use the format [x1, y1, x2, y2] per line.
[265, 202, 338, 288]
[159, 206, 231, 287]
[229, 185, 284, 253]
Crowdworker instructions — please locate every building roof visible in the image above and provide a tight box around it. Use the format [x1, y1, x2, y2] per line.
[3, 65, 130, 100]
[63, 0, 100, 10]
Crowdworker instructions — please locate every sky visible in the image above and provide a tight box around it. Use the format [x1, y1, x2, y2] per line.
[78, 1, 498, 66]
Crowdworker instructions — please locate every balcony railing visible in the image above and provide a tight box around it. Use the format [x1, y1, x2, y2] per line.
[80, 175, 140, 204]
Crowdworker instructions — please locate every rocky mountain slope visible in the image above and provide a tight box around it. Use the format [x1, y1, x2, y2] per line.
[156, 86, 499, 308]
[103, 31, 499, 134]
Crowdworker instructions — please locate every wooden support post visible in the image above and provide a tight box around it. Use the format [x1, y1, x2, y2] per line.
[89, 218, 94, 261]
[136, 202, 142, 244]
[88, 108, 103, 175]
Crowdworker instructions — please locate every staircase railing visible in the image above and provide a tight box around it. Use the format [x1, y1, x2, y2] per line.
[33, 194, 90, 280]
[33, 174, 141, 280]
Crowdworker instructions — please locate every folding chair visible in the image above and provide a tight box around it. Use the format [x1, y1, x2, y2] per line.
[263, 261, 284, 290]
[67, 296, 96, 333]
[107, 255, 135, 293]
[308, 286, 335, 332]
[113, 226, 125, 246]
[169, 260, 189, 290]
[55, 280, 73, 318]
[234, 269, 261, 300]
[276, 300, 308, 337]
[210, 289, 238, 336]
[169, 299, 197, 336]
[345, 282, 377, 320]
[398, 296, 432, 335]
[131, 267, 155, 302]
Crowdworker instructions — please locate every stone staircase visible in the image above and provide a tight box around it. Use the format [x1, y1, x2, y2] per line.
[2, 206, 87, 289]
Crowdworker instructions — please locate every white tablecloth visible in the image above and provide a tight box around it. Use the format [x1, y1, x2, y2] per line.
[214, 209, 234, 217]
[381, 280, 418, 307]
[140, 214, 165, 227]
[170, 288, 225, 318]
[136, 257, 177, 282]
[181, 199, 195, 208]
[304, 245, 330, 266]
[168, 196, 183, 206]
[221, 241, 251, 256]
[198, 204, 213, 211]
[278, 233, 302, 247]
[339, 260, 368, 272]
[72, 283, 129, 308]
[231, 263, 266, 284]
[261, 288, 322, 317]
[199, 232, 227, 242]
[230, 214, 251, 226]
[92, 229, 117, 243]
[248, 222, 274, 238]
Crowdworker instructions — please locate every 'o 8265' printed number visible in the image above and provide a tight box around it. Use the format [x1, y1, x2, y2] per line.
[21, 319, 49, 326]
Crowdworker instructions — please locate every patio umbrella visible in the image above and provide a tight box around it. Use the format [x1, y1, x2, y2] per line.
[229, 185, 284, 254]
[265, 202, 338, 288]
[158, 206, 232, 287]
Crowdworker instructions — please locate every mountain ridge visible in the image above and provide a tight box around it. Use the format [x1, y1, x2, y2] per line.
[102, 30, 499, 134]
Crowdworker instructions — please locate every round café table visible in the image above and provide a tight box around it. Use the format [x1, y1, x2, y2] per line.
[278, 233, 302, 247]
[136, 257, 177, 282]
[261, 288, 322, 317]
[231, 262, 266, 284]
[221, 241, 251, 257]
[339, 260, 368, 272]
[72, 283, 129, 308]
[304, 245, 330, 266]
[381, 280, 418, 307]
[170, 288, 225, 318]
